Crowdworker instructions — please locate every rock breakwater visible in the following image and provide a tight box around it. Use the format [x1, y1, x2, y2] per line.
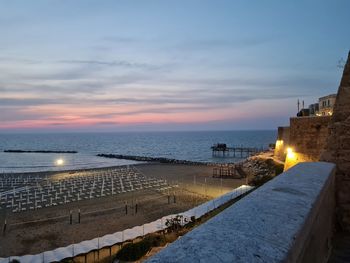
[4, 150, 77, 154]
[97, 154, 216, 166]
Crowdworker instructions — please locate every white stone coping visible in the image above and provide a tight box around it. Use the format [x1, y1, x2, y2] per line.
[147, 162, 336, 263]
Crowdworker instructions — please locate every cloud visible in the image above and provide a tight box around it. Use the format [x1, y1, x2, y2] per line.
[57, 59, 159, 70]
[0, 98, 64, 106]
[0, 71, 153, 95]
[0, 56, 154, 70]
[0, 56, 42, 64]
[171, 36, 274, 51]
[93, 121, 120, 125]
[0, 73, 321, 110]
[0, 56, 163, 84]
[102, 36, 138, 43]
[0, 108, 51, 121]
[0, 46, 331, 131]
[88, 105, 228, 118]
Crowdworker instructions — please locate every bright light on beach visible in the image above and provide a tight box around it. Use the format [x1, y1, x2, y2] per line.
[55, 158, 64, 166]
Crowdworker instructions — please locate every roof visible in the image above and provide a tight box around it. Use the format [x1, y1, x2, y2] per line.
[319, 94, 337, 100]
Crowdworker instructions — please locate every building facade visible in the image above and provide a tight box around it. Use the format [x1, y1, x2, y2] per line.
[318, 94, 337, 116]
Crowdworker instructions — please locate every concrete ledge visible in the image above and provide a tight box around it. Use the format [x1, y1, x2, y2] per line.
[147, 162, 336, 263]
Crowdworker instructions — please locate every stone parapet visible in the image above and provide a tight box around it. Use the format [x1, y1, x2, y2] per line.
[148, 162, 336, 263]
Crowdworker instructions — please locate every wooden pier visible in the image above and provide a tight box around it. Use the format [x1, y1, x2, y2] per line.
[211, 143, 263, 158]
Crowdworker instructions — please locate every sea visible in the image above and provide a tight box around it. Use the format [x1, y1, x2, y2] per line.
[0, 130, 276, 173]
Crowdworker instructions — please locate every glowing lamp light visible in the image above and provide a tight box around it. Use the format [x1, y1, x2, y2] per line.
[55, 158, 64, 166]
[284, 147, 299, 171]
[276, 140, 284, 146]
[286, 147, 295, 158]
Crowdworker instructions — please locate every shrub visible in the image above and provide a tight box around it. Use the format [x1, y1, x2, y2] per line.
[184, 216, 196, 228]
[249, 174, 274, 187]
[115, 234, 166, 261]
[274, 162, 284, 176]
[165, 215, 183, 232]
[116, 242, 150, 261]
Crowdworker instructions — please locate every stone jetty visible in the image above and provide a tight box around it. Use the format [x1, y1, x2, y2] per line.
[97, 153, 215, 166]
[4, 150, 77, 154]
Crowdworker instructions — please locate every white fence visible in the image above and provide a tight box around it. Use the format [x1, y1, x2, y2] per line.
[0, 185, 253, 263]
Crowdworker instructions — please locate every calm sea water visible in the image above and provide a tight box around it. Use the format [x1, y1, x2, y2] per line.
[0, 131, 276, 173]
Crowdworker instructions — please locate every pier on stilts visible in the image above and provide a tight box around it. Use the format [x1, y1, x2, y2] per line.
[211, 143, 263, 158]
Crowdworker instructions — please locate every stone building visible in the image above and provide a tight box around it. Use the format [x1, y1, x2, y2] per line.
[318, 94, 337, 116]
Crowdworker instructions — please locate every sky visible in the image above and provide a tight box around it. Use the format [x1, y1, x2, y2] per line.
[0, 0, 349, 132]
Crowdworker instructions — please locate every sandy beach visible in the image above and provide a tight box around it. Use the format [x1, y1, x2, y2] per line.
[0, 163, 247, 257]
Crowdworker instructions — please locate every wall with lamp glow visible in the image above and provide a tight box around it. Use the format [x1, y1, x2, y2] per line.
[273, 117, 332, 171]
[284, 148, 298, 171]
[283, 148, 318, 171]
[274, 127, 290, 162]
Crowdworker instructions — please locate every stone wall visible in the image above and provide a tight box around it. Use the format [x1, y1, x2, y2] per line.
[147, 162, 336, 263]
[321, 51, 350, 231]
[281, 116, 331, 170]
[274, 126, 290, 161]
[289, 116, 331, 160]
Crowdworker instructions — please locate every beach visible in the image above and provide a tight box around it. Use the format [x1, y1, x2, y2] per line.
[0, 163, 247, 257]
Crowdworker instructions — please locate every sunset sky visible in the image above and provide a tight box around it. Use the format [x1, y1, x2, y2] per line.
[1, 0, 349, 132]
